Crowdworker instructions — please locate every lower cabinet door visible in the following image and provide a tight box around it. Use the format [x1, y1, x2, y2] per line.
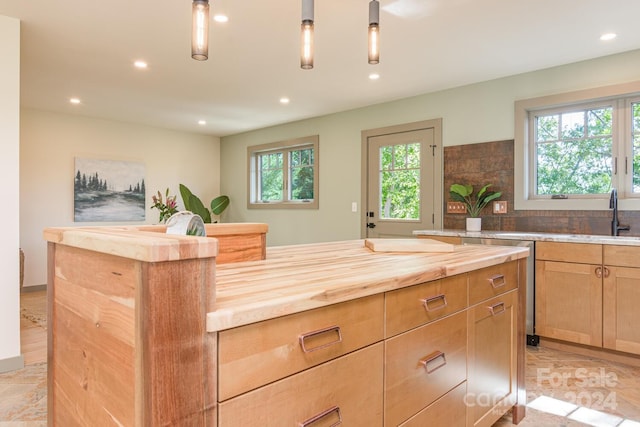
[218, 343, 383, 427]
[399, 381, 467, 427]
[384, 310, 467, 426]
[467, 290, 517, 427]
[603, 266, 640, 355]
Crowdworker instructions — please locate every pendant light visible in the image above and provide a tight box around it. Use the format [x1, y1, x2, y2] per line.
[300, 0, 314, 70]
[192, 0, 210, 61]
[368, 0, 380, 64]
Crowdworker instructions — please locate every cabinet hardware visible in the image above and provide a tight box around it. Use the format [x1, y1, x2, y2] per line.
[420, 350, 447, 374]
[488, 302, 506, 316]
[595, 266, 603, 278]
[299, 405, 342, 427]
[603, 266, 610, 278]
[299, 325, 343, 353]
[488, 274, 506, 288]
[421, 294, 448, 312]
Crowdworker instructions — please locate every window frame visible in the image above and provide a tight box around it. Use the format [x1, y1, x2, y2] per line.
[514, 81, 640, 211]
[247, 135, 319, 209]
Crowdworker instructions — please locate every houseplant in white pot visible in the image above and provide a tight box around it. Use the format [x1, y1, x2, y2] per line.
[449, 183, 502, 231]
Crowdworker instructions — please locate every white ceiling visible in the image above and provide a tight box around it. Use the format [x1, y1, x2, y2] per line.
[2, 0, 640, 137]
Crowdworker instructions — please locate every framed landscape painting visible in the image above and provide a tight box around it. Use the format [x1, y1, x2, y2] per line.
[74, 157, 146, 222]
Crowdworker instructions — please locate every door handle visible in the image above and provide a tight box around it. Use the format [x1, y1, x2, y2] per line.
[366, 222, 376, 228]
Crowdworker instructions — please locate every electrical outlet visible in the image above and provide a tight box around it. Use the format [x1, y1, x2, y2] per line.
[447, 201, 467, 214]
[493, 201, 508, 214]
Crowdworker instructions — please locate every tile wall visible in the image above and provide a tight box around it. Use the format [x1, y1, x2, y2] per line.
[443, 140, 640, 236]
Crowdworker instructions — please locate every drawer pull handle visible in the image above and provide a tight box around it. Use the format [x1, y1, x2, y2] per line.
[488, 274, 506, 288]
[299, 405, 342, 427]
[488, 302, 506, 316]
[421, 294, 448, 312]
[299, 325, 343, 353]
[420, 350, 447, 374]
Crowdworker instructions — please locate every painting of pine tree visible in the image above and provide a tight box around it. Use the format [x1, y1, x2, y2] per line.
[74, 157, 146, 222]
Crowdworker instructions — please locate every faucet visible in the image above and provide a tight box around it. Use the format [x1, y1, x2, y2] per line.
[610, 189, 630, 236]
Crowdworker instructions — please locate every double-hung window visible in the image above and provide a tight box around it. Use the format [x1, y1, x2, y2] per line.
[515, 81, 640, 210]
[247, 135, 319, 209]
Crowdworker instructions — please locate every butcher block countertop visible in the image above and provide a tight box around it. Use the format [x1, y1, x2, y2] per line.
[208, 239, 529, 332]
[43, 226, 218, 262]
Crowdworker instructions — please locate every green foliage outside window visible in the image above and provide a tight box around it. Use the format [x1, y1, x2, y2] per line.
[535, 107, 613, 195]
[379, 143, 420, 220]
[290, 148, 314, 200]
[633, 103, 640, 192]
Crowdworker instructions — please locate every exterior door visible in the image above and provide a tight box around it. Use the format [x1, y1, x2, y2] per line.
[363, 121, 442, 238]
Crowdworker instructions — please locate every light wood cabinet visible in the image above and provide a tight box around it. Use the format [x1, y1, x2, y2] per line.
[535, 259, 602, 346]
[603, 246, 640, 354]
[467, 290, 518, 427]
[536, 242, 640, 356]
[384, 311, 467, 426]
[218, 343, 384, 427]
[218, 294, 384, 400]
[218, 260, 523, 427]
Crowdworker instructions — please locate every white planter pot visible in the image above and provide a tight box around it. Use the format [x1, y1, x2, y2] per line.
[466, 217, 482, 232]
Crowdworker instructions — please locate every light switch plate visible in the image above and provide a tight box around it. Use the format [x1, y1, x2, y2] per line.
[493, 201, 507, 214]
[447, 201, 467, 214]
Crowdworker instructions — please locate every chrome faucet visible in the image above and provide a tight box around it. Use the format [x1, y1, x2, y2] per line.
[610, 189, 630, 236]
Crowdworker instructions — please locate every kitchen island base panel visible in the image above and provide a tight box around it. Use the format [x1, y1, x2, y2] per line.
[47, 242, 216, 427]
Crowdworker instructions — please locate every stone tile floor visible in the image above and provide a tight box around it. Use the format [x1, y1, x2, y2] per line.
[2, 291, 640, 426]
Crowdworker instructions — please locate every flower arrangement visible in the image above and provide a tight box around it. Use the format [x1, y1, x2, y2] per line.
[151, 188, 179, 223]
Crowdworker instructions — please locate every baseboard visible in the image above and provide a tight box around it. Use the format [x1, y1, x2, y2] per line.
[0, 354, 25, 374]
[21, 284, 47, 293]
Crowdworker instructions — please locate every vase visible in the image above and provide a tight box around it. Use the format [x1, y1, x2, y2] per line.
[466, 217, 482, 232]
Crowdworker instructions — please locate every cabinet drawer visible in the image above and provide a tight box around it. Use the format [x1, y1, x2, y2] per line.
[385, 274, 468, 337]
[536, 241, 601, 264]
[384, 310, 467, 426]
[399, 381, 467, 427]
[469, 261, 518, 305]
[604, 245, 640, 267]
[218, 294, 384, 400]
[218, 343, 383, 427]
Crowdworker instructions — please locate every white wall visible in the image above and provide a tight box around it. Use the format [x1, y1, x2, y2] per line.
[0, 15, 22, 367]
[20, 109, 221, 287]
[220, 49, 640, 246]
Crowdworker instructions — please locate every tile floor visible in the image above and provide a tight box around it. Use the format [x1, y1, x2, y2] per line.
[2, 291, 640, 426]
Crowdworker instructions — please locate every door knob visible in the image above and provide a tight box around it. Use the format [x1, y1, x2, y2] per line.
[366, 222, 376, 229]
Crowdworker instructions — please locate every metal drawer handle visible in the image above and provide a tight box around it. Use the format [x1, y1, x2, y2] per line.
[488, 302, 506, 316]
[421, 294, 448, 312]
[488, 274, 506, 288]
[420, 350, 447, 374]
[299, 325, 343, 353]
[299, 406, 342, 427]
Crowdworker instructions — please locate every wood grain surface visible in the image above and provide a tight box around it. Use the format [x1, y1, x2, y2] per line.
[208, 240, 528, 331]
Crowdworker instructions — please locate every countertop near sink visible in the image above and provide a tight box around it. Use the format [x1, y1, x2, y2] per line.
[413, 229, 640, 246]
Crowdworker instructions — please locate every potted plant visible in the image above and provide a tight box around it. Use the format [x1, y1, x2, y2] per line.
[449, 183, 502, 231]
[179, 184, 230, 223]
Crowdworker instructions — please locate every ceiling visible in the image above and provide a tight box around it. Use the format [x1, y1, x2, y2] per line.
[2, 0, 640, 137]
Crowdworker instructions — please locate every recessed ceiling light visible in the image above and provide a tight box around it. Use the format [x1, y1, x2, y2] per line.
[198, 120, 207, 125]
[280, 97, 290, 104]
[213, 14, 229, 23]
[134, 60, 148, 69]
[600, 33, 617, 41]
[369, 73, 380, 80]
[69, 97, 81, 105]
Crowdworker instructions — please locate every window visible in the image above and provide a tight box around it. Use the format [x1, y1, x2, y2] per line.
[533, 103, 613, 197]
[247, 135, 319, 209]
[514, 81, 640, 210]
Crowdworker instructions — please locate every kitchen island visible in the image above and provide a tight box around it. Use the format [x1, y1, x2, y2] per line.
[44, 227, 529, 426]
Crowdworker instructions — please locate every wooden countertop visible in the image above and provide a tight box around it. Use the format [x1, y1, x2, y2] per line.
[207, 240, 529, 332]
[43, 226, 218, 262]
